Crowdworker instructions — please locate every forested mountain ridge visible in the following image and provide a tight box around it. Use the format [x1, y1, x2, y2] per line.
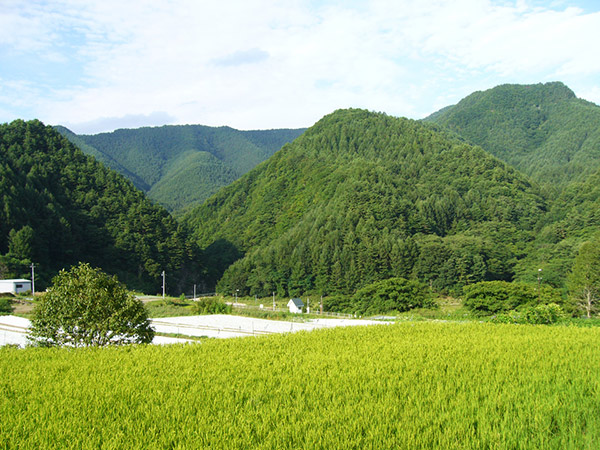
[424, 82, 600, 188]
[56, 124, 305, 213]
[0, 119, 200, 292]
[183, 108, 548, 296]
[54, 126, 149, 190]
[513, 165, 600, 289]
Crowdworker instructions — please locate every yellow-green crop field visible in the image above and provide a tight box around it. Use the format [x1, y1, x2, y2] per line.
[1, 322, 599, 449]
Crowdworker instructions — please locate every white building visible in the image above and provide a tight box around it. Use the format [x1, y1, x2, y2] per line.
[287, 298, 304, 314]
[0, 279, 32, 295]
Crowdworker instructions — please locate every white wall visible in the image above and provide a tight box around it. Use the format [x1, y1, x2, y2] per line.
[0, 280, 31, 294]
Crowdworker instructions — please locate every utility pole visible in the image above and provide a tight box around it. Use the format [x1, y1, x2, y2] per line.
[162, 271, 166, 299]
[193, 284, 196, 301]
[30, 263, 35, 299]
[273, 292, 276, 311]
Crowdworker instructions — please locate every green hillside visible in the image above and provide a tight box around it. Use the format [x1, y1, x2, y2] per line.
[425, 82, 600, 188]
[57, 125, 304, 213]
[0, 119, 199, 292]
[424, 82, 600, 290]
[514, 166, 600, 289]
[53, 126, 149, 190]
[183, 109, 548, 296]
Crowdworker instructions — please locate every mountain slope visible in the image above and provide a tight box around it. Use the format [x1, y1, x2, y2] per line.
[57, 125, 305, 212]
[54, 126, 149, 190]
[0, 120, 199, 292]
[424, 82, 600, 188]
[513, 166, 600, 289]
[183, 109, 548, 296]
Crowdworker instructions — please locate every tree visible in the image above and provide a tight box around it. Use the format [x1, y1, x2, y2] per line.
[8, 226, 35, 261]
[29, 263, 155, 347]
[463, 281, 562, 315]
[351, 277, 434, 315]
[568, 241, 600, 318]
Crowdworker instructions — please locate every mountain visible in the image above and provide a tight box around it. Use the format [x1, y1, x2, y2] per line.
[183, 109, 548, 297]
[424, 82, 600, 189]
[56, 125, 305, 213]
[424, 82, 600, 290]
[513, 166, 600, 289]
[54, 126, 149, 190]
[1, 119, 200, 292]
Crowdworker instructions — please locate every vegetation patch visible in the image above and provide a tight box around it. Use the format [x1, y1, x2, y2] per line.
[1, 322, 599, 449]
[0, 298, 12, 315]
[463, 280, 564, 315]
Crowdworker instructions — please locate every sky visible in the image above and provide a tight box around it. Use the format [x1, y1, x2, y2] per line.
[1, 0, 599, 134]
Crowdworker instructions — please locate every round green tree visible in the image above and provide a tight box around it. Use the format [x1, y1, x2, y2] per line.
[351, 277, 434, 315]
[463, 280, 563, 315]
[29, 263, 154, 346]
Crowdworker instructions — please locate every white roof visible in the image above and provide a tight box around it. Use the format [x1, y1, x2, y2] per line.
[0, 279, 31, 283]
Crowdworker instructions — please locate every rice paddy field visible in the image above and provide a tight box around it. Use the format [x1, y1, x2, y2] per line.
[1, 321, 599, 449]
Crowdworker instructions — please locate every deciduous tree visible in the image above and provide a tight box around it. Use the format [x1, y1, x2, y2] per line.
[568, 241, 600, 318]
[29, 263, 154, 346]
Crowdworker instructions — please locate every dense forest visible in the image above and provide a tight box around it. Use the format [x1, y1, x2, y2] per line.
[425, 82, 600, 291]
[3, 82, 599, 307]
[0, 120, 201, 292]
[183, 108, 549, 297]
[425, 82, 600, 189]
[56, 125, 304, 213]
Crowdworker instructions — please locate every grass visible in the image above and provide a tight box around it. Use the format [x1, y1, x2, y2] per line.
[0, 295, 36, 318]
[153, 332, 208, 341]
[144, 297, 197, 318]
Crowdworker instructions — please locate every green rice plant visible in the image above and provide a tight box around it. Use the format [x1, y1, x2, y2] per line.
[1, 322, 599, 449]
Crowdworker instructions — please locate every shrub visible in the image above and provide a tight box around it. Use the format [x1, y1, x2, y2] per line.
[0, 298, 12, 314]
[492, 303, 565, 325]
[521, 303, 565, 324]
[194, 297, 231, 315]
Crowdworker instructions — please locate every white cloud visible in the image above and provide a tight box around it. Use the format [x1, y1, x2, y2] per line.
[576, 85, 600, 106]
[1, 0, 599, 131]
[62, 111, 176, 134]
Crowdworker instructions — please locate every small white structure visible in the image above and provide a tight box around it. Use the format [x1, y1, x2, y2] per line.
[0, 279, 32, 295]
[288, 298, 304, 314]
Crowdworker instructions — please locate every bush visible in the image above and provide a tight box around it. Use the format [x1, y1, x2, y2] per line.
[0, 298, 12, 314]
[463, 281, 562, 315]
[521, 303, 565, 324]
[164, 296, 188, 306]
[492, 303, 565, 325]
[194, 298, 231, 315]
[352, 278, 434, 316]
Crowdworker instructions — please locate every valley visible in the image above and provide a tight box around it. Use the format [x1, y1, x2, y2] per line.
[2, 81, 600, 449]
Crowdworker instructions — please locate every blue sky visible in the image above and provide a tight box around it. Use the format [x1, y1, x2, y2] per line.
[1, 0, 599, 134]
